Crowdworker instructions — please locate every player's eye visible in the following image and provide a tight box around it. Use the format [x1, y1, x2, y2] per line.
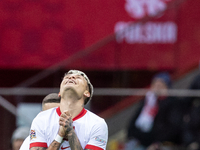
[64, 76, 69, 79]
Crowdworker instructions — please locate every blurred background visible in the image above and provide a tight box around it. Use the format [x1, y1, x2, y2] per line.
[1, 0, 200, 149]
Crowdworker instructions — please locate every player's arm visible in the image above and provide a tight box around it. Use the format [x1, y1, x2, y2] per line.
[30, 140, 62, 150]
[30, 147, 47, 150]
[60, 111, 86, 150]
[67, 130, 92, 150]
[67, 130, 86, 150]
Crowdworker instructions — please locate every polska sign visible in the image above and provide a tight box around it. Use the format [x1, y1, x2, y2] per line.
[114, 0, 177, 44]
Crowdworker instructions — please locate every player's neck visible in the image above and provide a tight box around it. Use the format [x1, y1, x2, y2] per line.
[60, 98, 84, 119]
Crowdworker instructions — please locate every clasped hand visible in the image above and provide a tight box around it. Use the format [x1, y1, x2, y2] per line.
[59, 110, 73, 138]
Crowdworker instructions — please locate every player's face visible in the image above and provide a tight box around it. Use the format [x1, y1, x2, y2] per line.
[60, 73, 88, 98]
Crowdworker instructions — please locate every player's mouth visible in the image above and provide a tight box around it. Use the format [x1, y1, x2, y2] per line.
[65, 80, 76, 85]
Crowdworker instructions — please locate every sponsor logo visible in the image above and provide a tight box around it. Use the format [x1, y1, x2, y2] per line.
[125, 0, 172, 19]
[61, 146, 70, 150]
[30, 130, 36, 140]
[95, 136, 106, 145]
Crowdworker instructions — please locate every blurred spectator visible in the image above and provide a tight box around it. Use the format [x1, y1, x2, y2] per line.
[125, 72, 182, 150]
[11, 126, 29, 150]
[180, 73, 200, 150]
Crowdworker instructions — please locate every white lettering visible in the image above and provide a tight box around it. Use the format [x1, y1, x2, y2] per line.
[114, 21, 130, 43]
[114, 21, 177, 44]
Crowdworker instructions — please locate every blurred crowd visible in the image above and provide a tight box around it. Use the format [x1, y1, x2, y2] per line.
[108, 72, 200, 150]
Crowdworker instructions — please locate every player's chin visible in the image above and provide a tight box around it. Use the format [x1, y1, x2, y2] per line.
[64, 86, 76, 90]
[65, 87, 78, 94]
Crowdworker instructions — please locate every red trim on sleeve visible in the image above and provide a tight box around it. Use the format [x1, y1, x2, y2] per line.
[85, 144, 104, 150]
[30, 142, 48, 148]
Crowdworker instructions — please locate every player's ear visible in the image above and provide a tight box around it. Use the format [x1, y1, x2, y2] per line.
[58, 92, 61, 97]
[83, 91, 90, 98]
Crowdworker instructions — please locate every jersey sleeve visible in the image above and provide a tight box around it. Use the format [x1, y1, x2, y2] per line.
[29, 112, 48, 148]
[85, 119, 108, 150]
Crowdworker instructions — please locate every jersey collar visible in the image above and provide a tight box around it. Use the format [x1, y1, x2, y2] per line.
[56, 107, 87, 121]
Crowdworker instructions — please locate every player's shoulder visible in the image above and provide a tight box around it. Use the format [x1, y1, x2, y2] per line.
[34, 107, 58, 121]
[85, 109, 106, 124]
[85, 109, 108, 132]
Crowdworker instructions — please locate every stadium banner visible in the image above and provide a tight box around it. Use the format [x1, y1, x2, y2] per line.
[0, 0, 199, 72]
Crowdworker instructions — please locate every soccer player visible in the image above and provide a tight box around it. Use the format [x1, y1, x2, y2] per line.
[19, 93, 61, 150]
[29, 70, 108, 150]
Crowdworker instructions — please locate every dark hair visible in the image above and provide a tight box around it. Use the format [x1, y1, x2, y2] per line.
[152, 72, 171, 87]
[42, 93, 60, 104]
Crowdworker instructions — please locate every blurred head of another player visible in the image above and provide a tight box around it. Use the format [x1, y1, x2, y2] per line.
[42, 93, 61, 111]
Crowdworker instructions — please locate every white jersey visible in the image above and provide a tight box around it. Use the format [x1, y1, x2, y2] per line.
[19, 136, 29, 150]
[30, 107, 108, 150]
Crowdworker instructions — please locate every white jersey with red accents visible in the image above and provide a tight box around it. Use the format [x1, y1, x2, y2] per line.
[29, 107, 108, 150]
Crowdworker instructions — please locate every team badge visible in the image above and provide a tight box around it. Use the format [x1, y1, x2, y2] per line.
[30, 130, 36, 140]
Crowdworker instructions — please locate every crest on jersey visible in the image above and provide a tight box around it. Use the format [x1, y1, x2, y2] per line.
[30, 130, 36, 140]
[125, 0, 171, 19]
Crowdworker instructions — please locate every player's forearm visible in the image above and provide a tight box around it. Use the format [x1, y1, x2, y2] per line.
[30, 147, 47, 150]
[68, 131, 83, 150]
[30, 141, 61, 150]
[47, 140, 62, 150]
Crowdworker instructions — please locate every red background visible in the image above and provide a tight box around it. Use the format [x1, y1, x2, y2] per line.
[0, 0, 198, 75]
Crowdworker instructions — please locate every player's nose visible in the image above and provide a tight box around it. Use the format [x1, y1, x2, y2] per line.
[68, 75, 76, 79]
